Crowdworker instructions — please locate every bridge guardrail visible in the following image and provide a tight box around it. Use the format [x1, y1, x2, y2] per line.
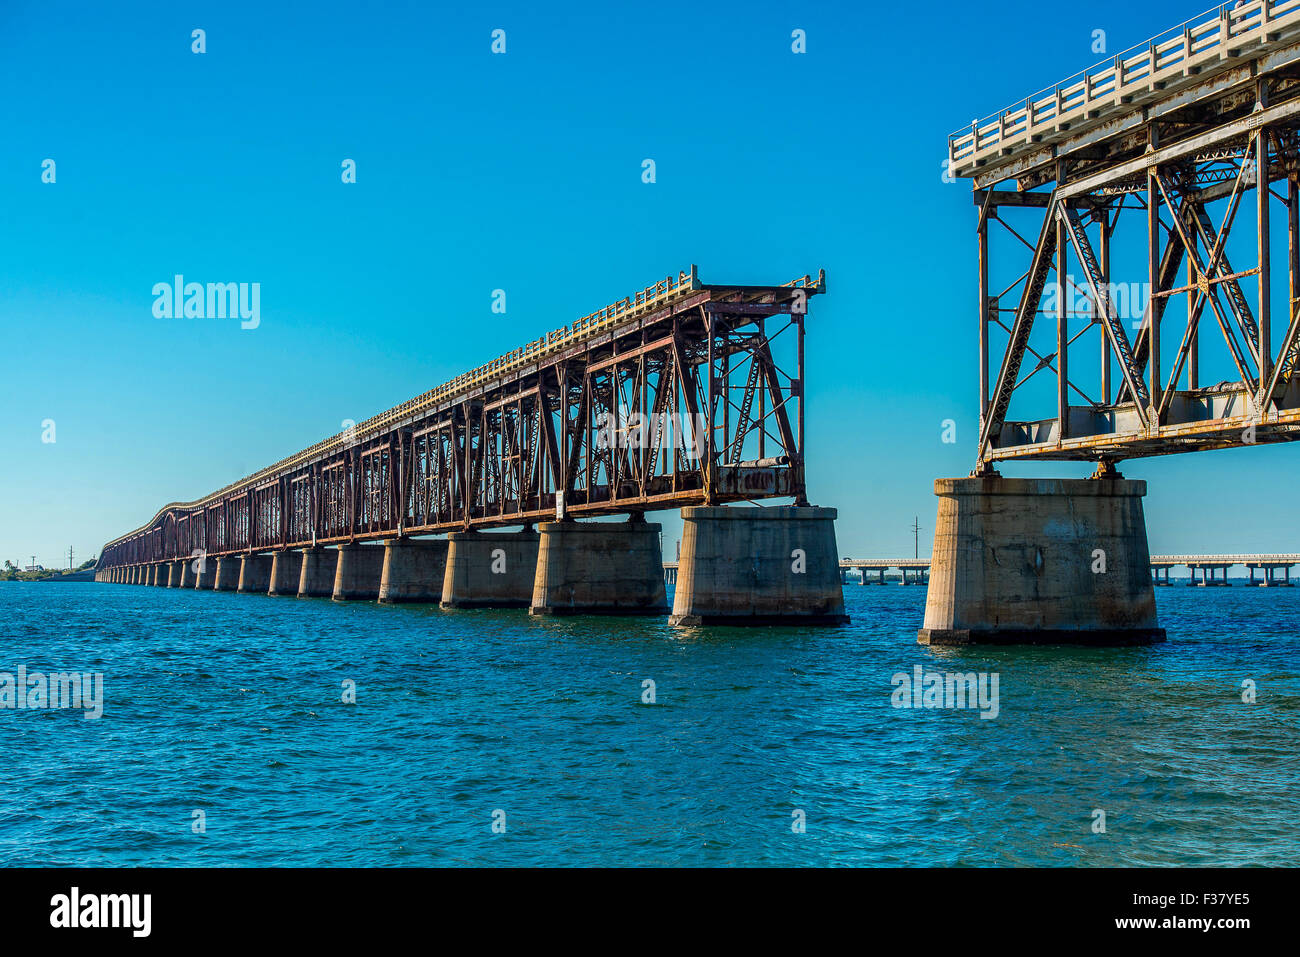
[948, 0, 1300, 173]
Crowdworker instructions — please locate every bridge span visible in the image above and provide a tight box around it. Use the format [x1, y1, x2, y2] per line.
[831, 556, 1300, 587]
[923, 1, 1300, 645]
[96, 267, 850, 625]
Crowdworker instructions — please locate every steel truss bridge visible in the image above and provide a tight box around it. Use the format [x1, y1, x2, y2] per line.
[948, 0, 1300, 470]
[99, 267, 823, 571]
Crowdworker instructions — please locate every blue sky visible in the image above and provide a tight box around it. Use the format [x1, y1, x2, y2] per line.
[2, 0, 1293, 567]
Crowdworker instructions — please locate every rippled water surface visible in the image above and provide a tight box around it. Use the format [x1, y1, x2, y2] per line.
[1, 580, 1296, 866]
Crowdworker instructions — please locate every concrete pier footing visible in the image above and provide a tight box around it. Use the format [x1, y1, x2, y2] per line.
[333, 544, 385, 601]
[918, 476, 1166, 646]
[238, 553, 273, 594]
[178, 560, 192, 588]
[166, 561, 181, 587]
[297, 547, 339, 598]
[214, 556, 242, 592]
[379, 539, 449, 603]
[152, 564, 166, 586]
[440, 530, 540, 609]
[668, 506, 849, 626]
[530, 519, 668, 616]
[268, 550, 302, 596]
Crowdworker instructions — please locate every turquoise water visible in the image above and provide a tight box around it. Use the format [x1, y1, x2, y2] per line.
[1, 580, 1296, 866]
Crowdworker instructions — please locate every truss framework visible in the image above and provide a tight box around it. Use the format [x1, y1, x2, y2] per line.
[970, 62, 1300, 470]
[100, 272, 821, 569]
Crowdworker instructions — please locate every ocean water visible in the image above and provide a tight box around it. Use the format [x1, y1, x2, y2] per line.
[1, 579, 1297, 867]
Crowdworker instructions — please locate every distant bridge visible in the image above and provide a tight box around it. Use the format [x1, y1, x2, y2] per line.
[662, 554, 1300, 587]
[689, 554, 1300, 587]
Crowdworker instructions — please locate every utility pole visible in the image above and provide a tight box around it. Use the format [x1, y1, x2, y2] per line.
[912, 517, 921, 560]
[68, 546, 74, 571]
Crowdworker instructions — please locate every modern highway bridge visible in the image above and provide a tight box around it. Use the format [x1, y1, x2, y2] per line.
[96, 267, 850, 625]
[812, 556, 1300, 587]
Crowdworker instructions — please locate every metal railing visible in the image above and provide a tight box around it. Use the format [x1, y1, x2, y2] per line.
[948, 0, 1300, 169]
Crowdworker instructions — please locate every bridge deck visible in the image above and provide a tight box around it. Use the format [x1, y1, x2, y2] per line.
[949, 1, 1300, 187]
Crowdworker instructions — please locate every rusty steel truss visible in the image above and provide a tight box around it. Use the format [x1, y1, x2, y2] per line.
[99, 267, 823, 570]
[949, 0, 1300, 470]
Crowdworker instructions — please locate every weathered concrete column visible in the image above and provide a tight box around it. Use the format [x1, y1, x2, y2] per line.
[268, 550, 302, 596]
[297, 547, 339, 598]
[669, 506, 849, 626]
[166, 561, 181, 587]
[918, 476, 1165, 646]
[333, 543, 385, 601]
[379, 538, 449, 603]
[530, 518, 668, 616]
[194, 556, 215, 589]
[214, 556, 242, 592]
[440, 529, 540, 609]
[153, 563, 168, 586]
[177, 560, 192, 588]
[238, 553, 273, 593]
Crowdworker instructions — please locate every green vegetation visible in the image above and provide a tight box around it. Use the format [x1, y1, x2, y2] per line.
[1, 558, 96, 582]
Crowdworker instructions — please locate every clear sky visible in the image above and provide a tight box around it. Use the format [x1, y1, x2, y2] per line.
[2, 0, 1294, 568]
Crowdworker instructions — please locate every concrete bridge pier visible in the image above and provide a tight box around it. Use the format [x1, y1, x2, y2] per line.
[918, 476, 1165, 646]
[669, 506, 849, 626]
[166, 561, 181, 587]
[529, 517, 668, 616]
[1193, 563, 1231, 587]
[379, 538, 449, 603]
[177, 560, 192, 588]
[297, 547, 339, 598]
[152, 563, 168, 586]
[268, 550, 302, 596]
[238, 553, 273, 593]
[193, 557, 215, 589]
[333, 543, 385, 601]
[440, 529, 540, 609]
[1248, 562, 1293, 587]
[214, 556, 242, 592]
